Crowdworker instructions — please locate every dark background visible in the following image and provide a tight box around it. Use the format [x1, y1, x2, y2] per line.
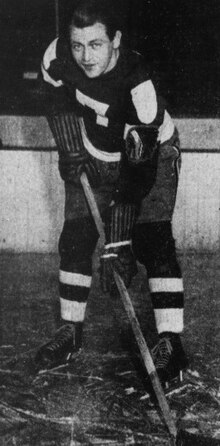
[0, 0, 219, 117]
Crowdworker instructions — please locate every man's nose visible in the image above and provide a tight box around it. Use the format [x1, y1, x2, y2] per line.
[82, 46, 91, 62]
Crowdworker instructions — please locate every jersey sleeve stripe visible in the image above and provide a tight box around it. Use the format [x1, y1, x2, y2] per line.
[131, 80, 157, 124]
[41, 38, 63, 87]
[41, 62, 63, 87]
[43, 38, 59, 69]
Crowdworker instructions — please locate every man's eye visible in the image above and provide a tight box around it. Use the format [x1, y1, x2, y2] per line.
[91, 43, 102, 49]
[72, 44, 81, 51]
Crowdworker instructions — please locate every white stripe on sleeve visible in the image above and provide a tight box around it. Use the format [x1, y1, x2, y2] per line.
[131, 80, 157, 124]
[41, 38, 63, 87]
[43, 38, 58, 69]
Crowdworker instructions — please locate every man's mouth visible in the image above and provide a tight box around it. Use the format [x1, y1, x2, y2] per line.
[82, 64, 96, 70]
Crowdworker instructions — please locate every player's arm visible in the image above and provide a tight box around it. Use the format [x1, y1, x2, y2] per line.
[114, 74, 166, 204]
[100, 80, 161, 294]
[40, 39, 100, 187]
[114, 124, 159, 209]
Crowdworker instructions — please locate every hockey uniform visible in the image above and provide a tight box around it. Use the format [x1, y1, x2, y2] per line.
[35, 35, 187, 379]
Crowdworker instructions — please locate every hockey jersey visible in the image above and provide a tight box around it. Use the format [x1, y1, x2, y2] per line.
[41, 36, 175, 162]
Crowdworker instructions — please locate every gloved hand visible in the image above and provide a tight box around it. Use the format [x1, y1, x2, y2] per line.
[59, 152, 100, 188]
[100, 244, 138, 296]
[100, 203, 138, 297]
[47, 112, 100, 188]
[126, 125, 158, 164]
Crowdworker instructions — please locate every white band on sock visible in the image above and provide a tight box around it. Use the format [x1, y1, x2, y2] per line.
[60, 298, 86, 322]
[59, 270, 92, 287]
[154, 308, 184, 334]
[149, 278, 184, 293]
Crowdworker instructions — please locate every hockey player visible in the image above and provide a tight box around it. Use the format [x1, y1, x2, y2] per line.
[35, 0, 188, 386]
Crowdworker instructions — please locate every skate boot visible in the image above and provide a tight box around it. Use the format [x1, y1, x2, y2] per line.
[34, 323, 83, 371]
[150, 332, 189, 389]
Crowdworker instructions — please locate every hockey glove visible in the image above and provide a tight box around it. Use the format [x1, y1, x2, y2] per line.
[59, 152, 100, 188]
[126, 125, 158, 165]
[47, 113, 100, 188]
[100, 203, 138, 297]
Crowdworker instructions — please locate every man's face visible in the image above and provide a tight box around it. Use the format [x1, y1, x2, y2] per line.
[69, 22, 121, 78]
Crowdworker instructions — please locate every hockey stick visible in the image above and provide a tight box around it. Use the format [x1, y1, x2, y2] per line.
[80, 172, 105, 238]
[80, 172, 177, 443]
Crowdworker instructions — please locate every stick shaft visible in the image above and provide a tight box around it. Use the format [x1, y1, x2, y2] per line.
[80, 173, 105, 237]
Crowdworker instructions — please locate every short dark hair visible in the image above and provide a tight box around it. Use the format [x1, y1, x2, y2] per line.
[68, 0, 121, 41]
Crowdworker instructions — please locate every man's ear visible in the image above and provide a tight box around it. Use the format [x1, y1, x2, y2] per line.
[113, 30, 122, 49]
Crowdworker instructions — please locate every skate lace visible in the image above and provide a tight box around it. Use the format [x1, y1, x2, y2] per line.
[46, 325, 74, 353]
[151, 337, 173, 370]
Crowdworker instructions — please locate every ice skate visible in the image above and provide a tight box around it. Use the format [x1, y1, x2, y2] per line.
[34, 323, 82, 371]
[150, 332, 189, 390]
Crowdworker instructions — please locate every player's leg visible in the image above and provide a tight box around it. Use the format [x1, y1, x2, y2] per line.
[133, 220, 188, 386]
[133, 134, 188, 386]
[34, 111, 99, 370]
[35, 216, 99, 370]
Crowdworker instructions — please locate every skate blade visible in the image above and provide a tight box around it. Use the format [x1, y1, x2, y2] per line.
[35, 353, 74, 374]
[35, 348, 83, 374]
[37, 362, 69, 374]
[140, 371, 186, 402]
[164, 370, 188, 395]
